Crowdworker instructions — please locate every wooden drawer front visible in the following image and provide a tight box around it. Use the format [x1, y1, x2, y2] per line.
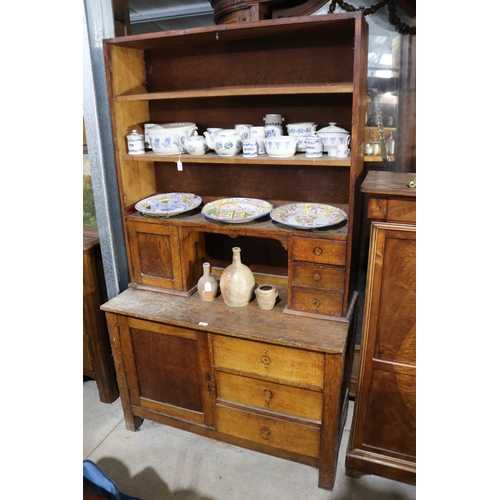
[292, 238, 346, 266]
[217, 371, 323, 422]
[290, 289, 344, 317]
[216, 405, 321, 458]
[367, 197, 416, 224]
[212, 336, 324, 389]
[291, 262, 345, 291]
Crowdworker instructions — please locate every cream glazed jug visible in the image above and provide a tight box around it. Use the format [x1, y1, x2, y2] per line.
[220, 247, 255, 307]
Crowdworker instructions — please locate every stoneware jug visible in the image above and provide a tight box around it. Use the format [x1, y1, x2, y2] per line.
[255, 284, 278, 310]
[220, 247, 255, 307]
[197, 262, 218, 301]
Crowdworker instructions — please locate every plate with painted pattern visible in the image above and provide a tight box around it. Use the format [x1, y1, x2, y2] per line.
[270, 203, 347, 229]
[135, 192, 202, 217]
[202, 197, 273, 223]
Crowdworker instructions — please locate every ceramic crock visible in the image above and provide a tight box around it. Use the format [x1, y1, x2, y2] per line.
[213, 129, 243, 157]
[316, 122, 350, 152]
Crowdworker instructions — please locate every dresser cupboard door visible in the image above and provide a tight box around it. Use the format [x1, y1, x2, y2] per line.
[126, 220, 183, 291]
[118, 317, 213, 426]
[347, 222, 416, 482]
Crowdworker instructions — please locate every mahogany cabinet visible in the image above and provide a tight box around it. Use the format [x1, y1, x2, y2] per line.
[345, 171, 416, 484]
[83, 228, 119, 403]
[101, 12, 368, 490]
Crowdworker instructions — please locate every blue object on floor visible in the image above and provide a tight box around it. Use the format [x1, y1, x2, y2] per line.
[83, 460, 142, 500]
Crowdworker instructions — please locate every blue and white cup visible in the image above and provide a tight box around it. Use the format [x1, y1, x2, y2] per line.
[305, 134, 323, 158]
[242, 139, 258, 157]
[265, 125, 284, 138]
[337, 143, 349, 158]
[235, 124, 253, 140]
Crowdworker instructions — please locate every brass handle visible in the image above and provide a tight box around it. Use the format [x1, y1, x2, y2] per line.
[263, 389, 273, 400]
[260, 426, 271, 440]
[260, 355, 271, 366]
[313, 273, 322, 282]
[205, 375, 212, 393]
[313, 247, 323, 256]
[312, 299, 321, 307]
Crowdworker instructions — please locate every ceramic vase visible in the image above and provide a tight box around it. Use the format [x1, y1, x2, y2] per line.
[255, 284, 279, 310]
[220, 247, 255, 307]
[197, 262, 218, 301]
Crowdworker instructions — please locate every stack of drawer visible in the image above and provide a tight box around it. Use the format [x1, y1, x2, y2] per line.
[213, 335, 325, 459]
[289, 237, 347, 317]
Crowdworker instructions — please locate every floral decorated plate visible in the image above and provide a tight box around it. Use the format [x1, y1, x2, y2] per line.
[270, 202, 347, 229]
[202, 197, 273, 223]
[135, 192, 202, 217]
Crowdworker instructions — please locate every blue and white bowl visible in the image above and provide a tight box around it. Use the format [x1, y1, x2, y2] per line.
[265, 136, 298, 158]
[286, 122, 317, 135]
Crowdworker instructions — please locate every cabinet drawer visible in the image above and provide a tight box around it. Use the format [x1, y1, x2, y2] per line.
[216, 404, 320, 458]
[290, 289, 344, 317]
[292, 238, 346, 266]
[217, 371, 323, 422]
[291, 262, 345, 291]
[212, 336, 324, 389]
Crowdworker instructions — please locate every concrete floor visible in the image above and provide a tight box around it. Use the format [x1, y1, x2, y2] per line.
[84, 379, 416, 499]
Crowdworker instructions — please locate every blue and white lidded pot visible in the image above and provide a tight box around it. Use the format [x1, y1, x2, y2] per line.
[126, 130, 145, 155]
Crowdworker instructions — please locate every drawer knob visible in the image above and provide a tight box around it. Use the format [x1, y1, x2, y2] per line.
[312, 298, 321, 307]
[313, 273, 322, 282]
[313, 247, 323, 256]
[260, 355, 271, 366]
[260, 426, 271, 440]
[263, 389, 273, 400]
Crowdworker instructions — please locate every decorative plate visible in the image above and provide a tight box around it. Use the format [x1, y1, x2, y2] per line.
[270, 203, 347, 229]
[202, 197, 273, 223]
[135, 192, 202, 217]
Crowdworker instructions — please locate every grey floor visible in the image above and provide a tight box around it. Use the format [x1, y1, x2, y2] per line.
[84, 379, 416, 500]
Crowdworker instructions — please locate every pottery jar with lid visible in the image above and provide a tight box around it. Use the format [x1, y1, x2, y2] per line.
[220, 247, 255, 307]
[316, 122, 350, 152]
[126, 130, 145, 155]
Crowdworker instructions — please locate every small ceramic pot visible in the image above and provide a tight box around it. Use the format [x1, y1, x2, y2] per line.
[203, 128, 223, 149]
[126, 130, 145, 155]
[185, 135, 208, 156]
[263, 114, 285, 127]
[305, 134, 323, 158]
[264, 125, 284, 138]
[213, 129, 243, 157]
[242, 139, 258, 157]
[255, 284, 278, 310]
[235, 124, 253, 140]
[337, 143, 349, 158]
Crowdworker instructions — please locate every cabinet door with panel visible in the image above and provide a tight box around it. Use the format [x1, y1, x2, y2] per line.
[346, 171, 416, 485]
[108, 314, 215, 430]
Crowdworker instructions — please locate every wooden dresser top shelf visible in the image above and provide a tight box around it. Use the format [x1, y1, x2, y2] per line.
[101, 287, 351, 354]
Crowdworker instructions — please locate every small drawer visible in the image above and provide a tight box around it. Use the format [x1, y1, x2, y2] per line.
[217, 371, 323, 422]
[290, 289, 344, 317]
[216, 404, 320, 458]
[292, 238, 346, 266]
[291, 262, 345, 291]
[212, 336, 324, 389]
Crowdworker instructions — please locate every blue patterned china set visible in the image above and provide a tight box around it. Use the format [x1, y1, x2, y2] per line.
[127, 116, 351, 159]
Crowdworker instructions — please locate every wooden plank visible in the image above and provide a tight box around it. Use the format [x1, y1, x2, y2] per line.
[115, 83, 354, 100]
